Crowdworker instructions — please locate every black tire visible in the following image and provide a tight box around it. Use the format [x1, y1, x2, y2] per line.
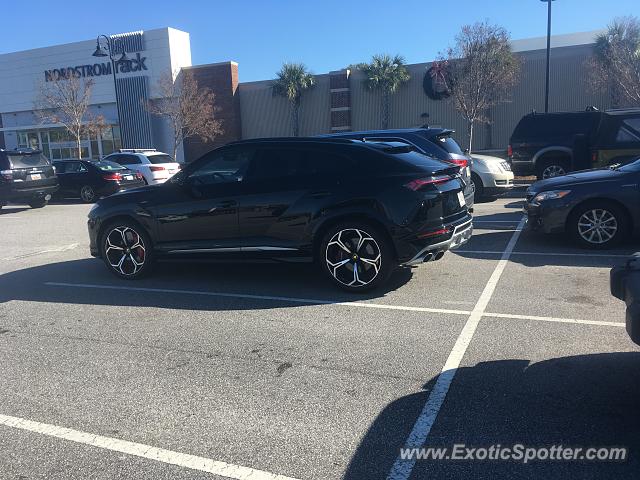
[29, 198, 48, 209]
[536, 156, 570, 180]
[319, 221, 394, 293]
[99, 220, 154, 279]
[79, 185, 97, 203]
[471, 173, 484, 201]
[567, 201, 629, 249]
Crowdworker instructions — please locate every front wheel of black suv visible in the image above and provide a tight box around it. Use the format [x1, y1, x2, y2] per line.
[568, 201, 629, 249]
[100, 220, 154, 279]
[319, 221, 394, 293]
[29, 198, 48, 209]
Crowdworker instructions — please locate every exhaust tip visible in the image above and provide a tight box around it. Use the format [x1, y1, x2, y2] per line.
[422, 252, 434, 263]
[434, 251, 445, 261]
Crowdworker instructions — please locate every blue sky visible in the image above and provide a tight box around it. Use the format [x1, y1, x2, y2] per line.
[1, 0, 638, 82]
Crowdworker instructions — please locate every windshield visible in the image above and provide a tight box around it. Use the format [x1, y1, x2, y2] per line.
[147, 154, 175, 164]
[95, 160, 126, 171]
[616, 157, 640, 172]
[4, 153, 50, 169]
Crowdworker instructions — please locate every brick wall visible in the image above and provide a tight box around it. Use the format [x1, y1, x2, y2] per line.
[182, 61, 242, 162]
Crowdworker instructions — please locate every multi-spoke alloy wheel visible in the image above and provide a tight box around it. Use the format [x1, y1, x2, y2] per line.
[577, 209, 618, 245]
[80, 185, 96, 203]
[542, 164, 566, 179]
[325, 228, 382, 288]
[104, 226, 147, 276]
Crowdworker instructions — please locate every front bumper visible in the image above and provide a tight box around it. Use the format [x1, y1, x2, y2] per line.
[479, 171, 515, 196]
[523, 199, 570, 234]
[401, 217, 473, 266]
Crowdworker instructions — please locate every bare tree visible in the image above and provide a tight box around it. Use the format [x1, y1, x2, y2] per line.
[444, 22, 521, 153]
[35, 75, 106, 159]
[589, 16, 640, 106]
[147, 71, 222, 160]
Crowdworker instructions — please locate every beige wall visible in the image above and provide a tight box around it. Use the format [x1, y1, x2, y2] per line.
[239, 44, 614, 152]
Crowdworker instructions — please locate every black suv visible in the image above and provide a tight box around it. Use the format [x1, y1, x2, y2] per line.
[88, 138, 473, 291]
[318, 128, 475, 210]
[0, 149, 58, 209]
[509, 108, 640, 179]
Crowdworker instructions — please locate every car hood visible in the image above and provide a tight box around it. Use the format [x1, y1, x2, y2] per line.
[529, 168, 625, 193]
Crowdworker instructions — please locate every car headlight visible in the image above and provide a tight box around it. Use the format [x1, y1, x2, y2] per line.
[486, 162, 503, 174]
[532, 190, 571, 204]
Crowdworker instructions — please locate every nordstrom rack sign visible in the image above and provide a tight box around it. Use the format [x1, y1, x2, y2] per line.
[44, 53, 148, 82]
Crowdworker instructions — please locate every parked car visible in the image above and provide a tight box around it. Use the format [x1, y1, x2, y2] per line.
[317, 128, 475, 211]
[88, 138, 473, 292]
[53, 159, 145, 203]
[0, 148, 58, 209]
[103, 149, 181, 185]
[524, 157, 640, 248]
[611, 254, 640, 346]
[609, 253, 640, 345]
[509, 108, 640, 179]
[470, 154, 514, 200]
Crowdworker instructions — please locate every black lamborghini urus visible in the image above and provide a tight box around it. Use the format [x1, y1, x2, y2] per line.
[88, 138, 472, 292]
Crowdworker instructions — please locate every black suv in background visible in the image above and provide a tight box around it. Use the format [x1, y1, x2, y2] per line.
[509, 108, 640, 179]
[88, 138, 472, 292]
[0, 149, 58, 209]
[318, 128, 475, 210]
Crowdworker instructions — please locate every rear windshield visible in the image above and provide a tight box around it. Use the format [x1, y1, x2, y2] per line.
[95, 160, 126, 171]
[3, 153, 50, 169]
[432, 135, 464, 155]
[388, 150, 452, 172]
[147, 154, 175, 164]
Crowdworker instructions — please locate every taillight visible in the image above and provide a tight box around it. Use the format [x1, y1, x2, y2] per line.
[404, 176, 451, 191]
[507, 144, 513, 157]
[0, 170, 13, 181]
[592, 151, 598, 163]
[103, 173, 122, 181]
[418, 227, 452, 239]
[135, 172, 144, 180]
[149, 166, 166, 172]
[449, 158, 468, 168]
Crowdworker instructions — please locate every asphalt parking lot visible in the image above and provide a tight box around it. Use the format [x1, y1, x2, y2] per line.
[1, 193, 639, 480]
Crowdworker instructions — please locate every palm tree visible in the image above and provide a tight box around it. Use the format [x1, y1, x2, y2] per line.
[357, 54, 410, 129]
[272, 63, 315, 136]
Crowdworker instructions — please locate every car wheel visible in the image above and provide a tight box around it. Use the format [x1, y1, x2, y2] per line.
[100, 221, 154, 279]
[471, 173, 484, 201]
[568, 202, 628, 249]
[320, 221, 394, 292]
[80, 185, 97, 203]
[537, 158, 569, 180]
[29, 198, 48, 209]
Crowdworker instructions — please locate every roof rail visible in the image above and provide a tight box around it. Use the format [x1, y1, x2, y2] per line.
[119, 148, 157, 153]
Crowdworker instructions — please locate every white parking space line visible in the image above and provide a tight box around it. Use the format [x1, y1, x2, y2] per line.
[0, 413, 299, 480]
[43, 282, 626, 329]
[458, 250, 633, 258]
[386, 217, 526, 480]
[43, 282, 472, 316]
[3, 244, 80, 261]
[473, 220, 522, 223]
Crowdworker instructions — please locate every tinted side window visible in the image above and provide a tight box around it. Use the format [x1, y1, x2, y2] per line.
[189, 148, 252, 185]
[117, 155, 141, 165]
[249, 148, 355, 181]
[53, 162, 66, 173]
[65, 162, 87, 173]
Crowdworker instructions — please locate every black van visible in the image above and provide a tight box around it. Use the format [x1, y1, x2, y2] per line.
[509, 108, 640, 179]
[0, 149, 58, 209]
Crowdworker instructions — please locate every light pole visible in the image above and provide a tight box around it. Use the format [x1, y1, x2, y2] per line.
[92, 35, 129, 144]
[540, 0, 555, 113]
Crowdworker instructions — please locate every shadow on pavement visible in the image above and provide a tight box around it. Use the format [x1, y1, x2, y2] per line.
[0, 258, 414, 311]
[344, 352, 640, 479]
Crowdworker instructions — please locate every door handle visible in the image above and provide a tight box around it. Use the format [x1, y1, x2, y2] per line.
[309, 190, 331, 198]
[208, 200, 237, 213]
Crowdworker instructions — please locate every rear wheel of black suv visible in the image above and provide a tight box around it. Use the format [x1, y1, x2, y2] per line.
[100, 220, 154, 279]
[537, 157, 570, 180]
[319, 221, 394, 293]
[29, 197, 48, 209]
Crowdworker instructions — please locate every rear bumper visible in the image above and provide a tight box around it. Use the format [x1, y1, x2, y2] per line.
[0, 183, 59, 203]
[511, 160, 535, 177]
[400, 217, 473, 266]
[96, 181, 145, 197]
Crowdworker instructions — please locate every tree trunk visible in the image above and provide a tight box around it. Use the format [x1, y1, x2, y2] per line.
[75, 133, 82, 159]
[291, 102, 300, 137]
[381, 91, 390, 130]
[467, 121, 474, 154]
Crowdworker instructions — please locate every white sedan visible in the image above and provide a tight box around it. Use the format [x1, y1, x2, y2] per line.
[103, 150, 181, 185]
[470, 154, 515, 200]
